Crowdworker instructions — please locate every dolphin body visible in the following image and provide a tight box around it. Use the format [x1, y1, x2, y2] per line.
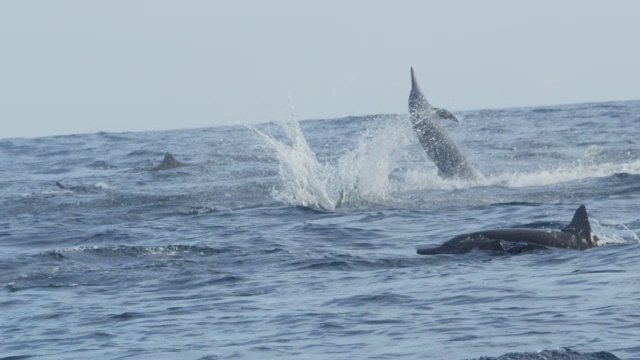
[55, 181, 90, 193]
[417, 205, 598, 255]
[409, 67, 479, 180]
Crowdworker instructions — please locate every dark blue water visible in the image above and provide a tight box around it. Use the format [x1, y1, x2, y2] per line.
[1, 100, 639, 359]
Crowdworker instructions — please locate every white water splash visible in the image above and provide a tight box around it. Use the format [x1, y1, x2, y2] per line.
[251, 108, 408, 210]
[591, 219, 640, 245]
[329, 118, 410, 205]
[95, 182, 109, 189]
[251, 109, 335, 210]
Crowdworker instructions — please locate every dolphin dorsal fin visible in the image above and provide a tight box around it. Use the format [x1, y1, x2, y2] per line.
[151, 152, 186, 171]
[563, 205, 591, 235]
[162, 152, 176, 163]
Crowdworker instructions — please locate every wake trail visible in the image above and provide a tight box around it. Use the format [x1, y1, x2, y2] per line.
[400, 159, 640, 191]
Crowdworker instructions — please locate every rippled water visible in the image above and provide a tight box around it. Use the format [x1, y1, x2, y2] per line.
[1, 100, 639, 359]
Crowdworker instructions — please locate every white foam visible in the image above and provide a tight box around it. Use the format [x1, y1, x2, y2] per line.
[591, 219, 640, 245]
[251, 108, 335, 210]
[94, 182, 109, 189]
[396, 158, 640, 192]
[479, 160, 640, 189]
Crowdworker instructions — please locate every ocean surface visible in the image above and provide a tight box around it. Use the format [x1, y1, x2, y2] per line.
[1, 100, 639, 359]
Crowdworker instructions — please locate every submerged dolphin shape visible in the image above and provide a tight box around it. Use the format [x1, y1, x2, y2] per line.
[54, 181, 103, 193]
[409, 67, 479, 180]
[151, 152, 187, 171]
[417, 205, 598, 255]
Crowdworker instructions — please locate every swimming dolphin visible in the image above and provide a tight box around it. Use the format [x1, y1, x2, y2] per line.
[151, 152, 187, 171]
[417, 205, 598, 255]
[409, 67, 479, 180]
[55, 181, 68, 190]
[54, 181, 103, 193]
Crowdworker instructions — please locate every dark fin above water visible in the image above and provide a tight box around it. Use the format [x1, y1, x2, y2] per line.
[563, 205, 591, 235]
[55, 181, 66, 189]
[151, 152, 187, 171]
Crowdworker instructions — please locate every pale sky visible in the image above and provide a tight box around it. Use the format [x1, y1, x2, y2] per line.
[1, 1, 639, 138]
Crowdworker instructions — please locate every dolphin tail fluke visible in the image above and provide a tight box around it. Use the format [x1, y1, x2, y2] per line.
[563, 205, 591, 236]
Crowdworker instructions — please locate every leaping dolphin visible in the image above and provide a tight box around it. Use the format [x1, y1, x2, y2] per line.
[417, 205, 599, 255]
[409, 67, 479, 180]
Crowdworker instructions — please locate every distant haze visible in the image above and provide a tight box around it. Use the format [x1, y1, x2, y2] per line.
[1, 1, 639, 138]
